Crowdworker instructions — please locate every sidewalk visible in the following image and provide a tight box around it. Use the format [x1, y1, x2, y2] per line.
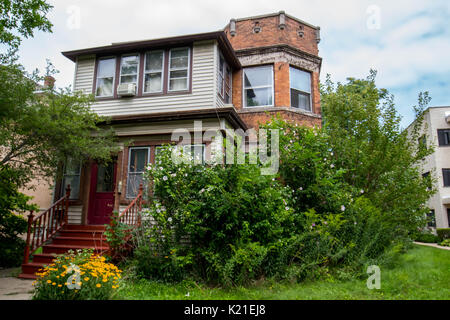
[0, 268, 33, 300]
[414, 241, 450, 251]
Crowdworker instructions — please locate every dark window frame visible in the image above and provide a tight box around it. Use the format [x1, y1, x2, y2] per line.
[92, 45, 193, 100]
[443, 168, 450, 187]
[218, 51, 232, 104]
[437, 129, 450, 147]
[289, 65, 312, 112]
[427, 209, 436, 228]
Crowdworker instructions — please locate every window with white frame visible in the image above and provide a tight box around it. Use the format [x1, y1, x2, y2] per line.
[218, 53, 232, 103]
[95, 58, 116, 97]
[243, 65, 273, 107]
[62, 159, 81, 200]
[290, 67, 312, 111]
[119, 54, 139, 86]
[168, 47, 189, 91]
[144, 50, 164, 93]
[126, 147, 150, 199]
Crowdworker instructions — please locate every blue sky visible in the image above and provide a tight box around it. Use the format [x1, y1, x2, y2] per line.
[17, 0, 450, 128]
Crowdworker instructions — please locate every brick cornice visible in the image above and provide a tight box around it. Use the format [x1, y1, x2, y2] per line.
[235, 44, 322, 69]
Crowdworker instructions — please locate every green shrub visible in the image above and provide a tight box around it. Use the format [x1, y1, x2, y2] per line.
[436, 228, 450, 241]
[439, 239, 450, 247]
[32, 249, 122, 300]
[414, 232, 439, 243]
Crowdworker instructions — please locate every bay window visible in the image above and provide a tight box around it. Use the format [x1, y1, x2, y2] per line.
[144, 50, 164, 93]
[243, 65, 273, 107]
[168, 47, 190, 91]
[119, 54, 139, 86]
[290, 67, 312, 111]
[95, 57, 116, 97]
[126, 147, 150, 198]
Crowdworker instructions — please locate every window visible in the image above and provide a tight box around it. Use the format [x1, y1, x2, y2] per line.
[218, 54, 232, 103]
[243, 65, 273, 107]
[95, 58, 116, 97]
[443, 169, 450, 187]
[438, 129, 450, 146]
[427, 209, 436, 228]
[126, 147, 150, 198]
[422, 172, 432, 190]
[183, 144, 205, 165]
[144, 50, 164, 93]
[448, 208, 450, 228]
[62, 159, 81, 200]
[418, 135, 427, 149]
[290, 67, 311, 111]
[168, 47, 190, 91]
[119, 54, 139, 86]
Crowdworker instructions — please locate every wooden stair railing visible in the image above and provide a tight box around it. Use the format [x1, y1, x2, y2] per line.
[23, 185, 71, 265]
[117, 183, 143, 228]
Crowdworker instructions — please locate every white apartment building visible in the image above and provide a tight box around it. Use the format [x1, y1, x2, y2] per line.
[407, 106, 450, 229]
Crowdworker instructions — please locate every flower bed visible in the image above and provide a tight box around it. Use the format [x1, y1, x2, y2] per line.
[32, 249, 122, 300]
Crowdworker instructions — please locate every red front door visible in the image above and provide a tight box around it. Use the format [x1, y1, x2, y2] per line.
[88, 161, 116, 225]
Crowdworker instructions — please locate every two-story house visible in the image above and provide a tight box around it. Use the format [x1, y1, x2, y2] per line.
[29, 11, 322, 227]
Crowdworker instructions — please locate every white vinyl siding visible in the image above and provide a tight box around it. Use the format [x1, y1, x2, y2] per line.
[73, 55, 96, 94]
[82, 42, 215, 116]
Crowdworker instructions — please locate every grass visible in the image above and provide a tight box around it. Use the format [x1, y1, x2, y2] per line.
[116, 244, 450, 300]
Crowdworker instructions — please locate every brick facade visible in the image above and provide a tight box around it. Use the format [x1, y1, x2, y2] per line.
[224, 12, 322, 129]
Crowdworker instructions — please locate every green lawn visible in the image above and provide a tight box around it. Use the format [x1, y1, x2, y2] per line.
[116, 244, 450, 300]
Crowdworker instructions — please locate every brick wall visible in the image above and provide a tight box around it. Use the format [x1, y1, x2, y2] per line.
[224, 12, 322, 128]
[224, 13, 319, 56]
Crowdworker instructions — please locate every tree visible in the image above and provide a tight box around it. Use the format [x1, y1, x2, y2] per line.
[0, 0, 120, 267]
[0, 0, 52, 52]
[321, 70, 434, 234]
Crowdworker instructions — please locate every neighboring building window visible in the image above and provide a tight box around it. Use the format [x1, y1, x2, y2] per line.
[418, 135, 427, 149]
[437, 129, 450, 146]
[422, 171, 432, 190]
[243, 65, 273, 107]
[168, 47, 190, 91]
[119, 54, 139, 86]
[290, 66, 311, 111]
[447, 208, 450, 227]
[95, 58, 116, 97]
[144, 50, 164, 93]
[427, 209, 436, 228]
[126, 147, 149, 199]
[218, 53, 232, 103]
[62, 159, 81, 200]
[443, 169, 450, 187]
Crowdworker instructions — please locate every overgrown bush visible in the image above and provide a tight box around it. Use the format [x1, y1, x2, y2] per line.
[32, 249, 122, 300]
[439, 239, 450, 247]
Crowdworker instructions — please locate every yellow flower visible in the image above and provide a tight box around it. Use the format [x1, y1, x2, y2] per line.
[52, 282, 56, 286]
[96, 283, 101, 288]
[58, 284, 62, 288]
[47, 280, 52, 284]
[84, 277, 89, 281]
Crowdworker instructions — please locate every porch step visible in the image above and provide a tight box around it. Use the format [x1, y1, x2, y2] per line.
[59, 229, 107, 238]
[19, 224, 108, 279]
[42, 244, 109, 255]
[31, 253, 57, 264]
[52, 236, 108, 247]
[63, 225, 106, 231]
